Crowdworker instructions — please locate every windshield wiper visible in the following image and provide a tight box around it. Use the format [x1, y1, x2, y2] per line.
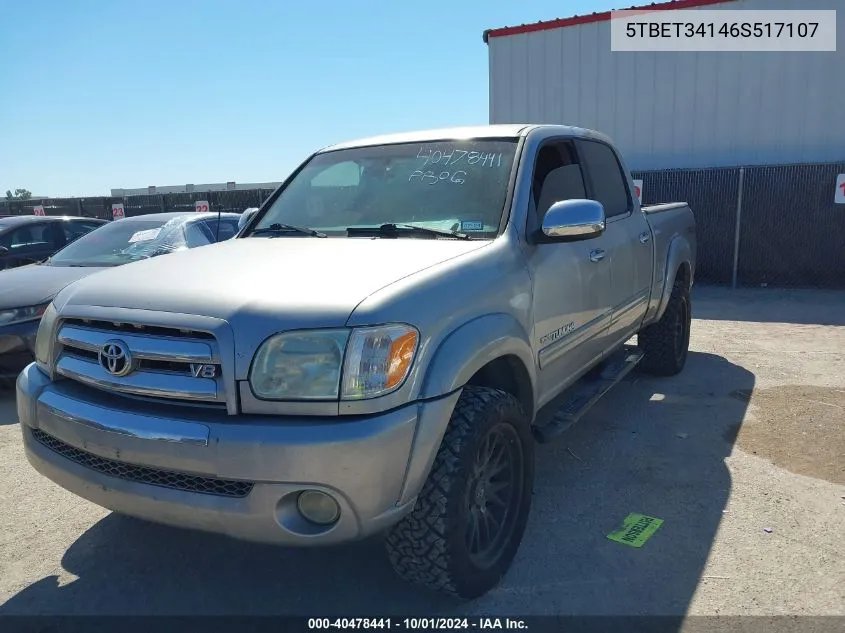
[251, 223, 327, 238]
[346, 223, 473, 240]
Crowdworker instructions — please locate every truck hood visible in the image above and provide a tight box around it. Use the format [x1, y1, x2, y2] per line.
[0, 263, 107, 310]
[57, 237, 490, 326]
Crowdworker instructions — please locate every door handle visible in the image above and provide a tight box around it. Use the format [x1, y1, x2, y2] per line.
[589, 249, 605, 263]
[639, 231, 651, 244]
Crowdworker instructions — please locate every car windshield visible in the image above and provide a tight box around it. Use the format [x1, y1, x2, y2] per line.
[49, 217, 193, 267]
[247, 139, 519, 238]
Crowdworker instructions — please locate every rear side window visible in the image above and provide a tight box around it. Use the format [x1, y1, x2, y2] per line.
[184, 222, 214, 248]
[202, 218, 238, 241]
[0, 223, 52, 248]
[578, 140, 631, 218]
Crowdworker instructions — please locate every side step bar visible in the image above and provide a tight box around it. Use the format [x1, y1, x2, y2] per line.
[532, 345, 644, 444]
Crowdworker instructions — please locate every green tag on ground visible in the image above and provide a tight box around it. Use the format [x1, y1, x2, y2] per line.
[607, 513, 664, 548]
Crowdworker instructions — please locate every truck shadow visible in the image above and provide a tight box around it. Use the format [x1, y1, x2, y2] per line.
[0, 351, 752, 618]
[692, 284, 845, 326]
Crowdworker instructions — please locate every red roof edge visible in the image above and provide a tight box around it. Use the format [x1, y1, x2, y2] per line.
[483, 0, 736, 43]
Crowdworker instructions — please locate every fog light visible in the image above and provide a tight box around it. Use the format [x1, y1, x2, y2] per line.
[297, 490, 340, 525]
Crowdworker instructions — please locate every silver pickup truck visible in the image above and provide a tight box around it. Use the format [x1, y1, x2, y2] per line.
[17, 124, 696, 600]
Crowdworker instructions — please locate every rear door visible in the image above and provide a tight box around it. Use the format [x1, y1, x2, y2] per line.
[526, 139, 614, 404]
[577, 139, 651, 351]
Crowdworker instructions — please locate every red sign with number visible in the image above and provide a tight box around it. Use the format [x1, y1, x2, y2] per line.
[836, 175, 845, 204]
[112, 203, 125, 220]
[195, 200, 210, 213]
[33, 205, 45, 216]
[632, 179, 643, 204]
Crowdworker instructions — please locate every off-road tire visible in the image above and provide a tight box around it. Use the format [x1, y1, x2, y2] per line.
[637, 276, 692, 376]
[385, 386, 534, 600]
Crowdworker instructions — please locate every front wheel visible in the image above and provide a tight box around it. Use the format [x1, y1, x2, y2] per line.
[637, 276, 692, 376]
[385, 386, 534, 599]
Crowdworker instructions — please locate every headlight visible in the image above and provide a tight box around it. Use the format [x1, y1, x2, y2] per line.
[250, 329, 350, 400]
[341, 324, 419, 400]
[34, 302, 59, 370]
[248, 324, 419, 401]
[0, 303, 50, 327]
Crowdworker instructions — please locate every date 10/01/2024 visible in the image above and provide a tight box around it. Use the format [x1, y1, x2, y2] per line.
[307, 617, 528, 630]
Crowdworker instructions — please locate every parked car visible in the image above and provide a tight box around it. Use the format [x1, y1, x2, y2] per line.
[16, 125, 696, 599]
[0, 211, 240, 379]
[0, 216, 107, 271]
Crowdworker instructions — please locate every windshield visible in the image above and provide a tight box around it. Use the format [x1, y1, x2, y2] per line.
[49, 217, 194, 267]
[248, 139, 519, 237]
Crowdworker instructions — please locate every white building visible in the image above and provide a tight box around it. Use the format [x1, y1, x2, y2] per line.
[110, 181, 282, 197]
[484, 0, 845, 171]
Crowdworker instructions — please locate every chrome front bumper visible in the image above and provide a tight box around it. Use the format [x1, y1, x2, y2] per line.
[16, 363, 461, 545]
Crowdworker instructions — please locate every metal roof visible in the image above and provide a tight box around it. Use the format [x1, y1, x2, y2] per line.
[483, 0, 736, 42]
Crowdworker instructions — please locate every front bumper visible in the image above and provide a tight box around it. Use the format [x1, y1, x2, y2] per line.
[0, 319, 38, 378]
[16, 363, 461, 546]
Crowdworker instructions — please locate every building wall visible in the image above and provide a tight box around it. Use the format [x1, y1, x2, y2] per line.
[487, 0, 845, 170]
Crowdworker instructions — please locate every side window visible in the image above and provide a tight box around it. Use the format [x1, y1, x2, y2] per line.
[0, 223, 52, 249]
[185, 222, 213, 248]
[63, 221, 102, 243]
[578, 140, 631, 218]
[201, 218, 238, 242]
[0, 229, 17, 248]
[221, 219, 239, 240]
[531, 141, 588, 219]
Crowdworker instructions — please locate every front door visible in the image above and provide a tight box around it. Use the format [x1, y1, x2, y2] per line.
[524, 140, 614, 408]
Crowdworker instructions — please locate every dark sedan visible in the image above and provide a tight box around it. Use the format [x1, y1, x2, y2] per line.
[0, 211, 240, 379]
[0, 215, 107, 271]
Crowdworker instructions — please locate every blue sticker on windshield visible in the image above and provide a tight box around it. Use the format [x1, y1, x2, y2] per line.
[461, 221, 484, 232]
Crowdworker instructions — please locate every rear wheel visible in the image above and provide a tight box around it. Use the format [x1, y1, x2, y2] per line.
[385, 386, 534, 599]
[637, 276, 692, 376]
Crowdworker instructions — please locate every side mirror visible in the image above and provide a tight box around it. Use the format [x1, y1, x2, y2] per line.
[0, 246, 9, 257]
[238, 207, 259, 232]
[541, 199, 606, 241]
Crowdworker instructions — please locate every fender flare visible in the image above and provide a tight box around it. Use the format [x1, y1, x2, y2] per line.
[655, 235, 693, 322]
[419, 312, 537, 406]
[397, 313, 537, 505]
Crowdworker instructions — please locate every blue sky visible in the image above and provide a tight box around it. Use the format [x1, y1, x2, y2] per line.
[1, 0, 617, 197]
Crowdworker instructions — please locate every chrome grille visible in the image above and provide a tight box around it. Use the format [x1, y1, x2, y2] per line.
[31, 428, 253, 498]
[54, 318, 225, 406]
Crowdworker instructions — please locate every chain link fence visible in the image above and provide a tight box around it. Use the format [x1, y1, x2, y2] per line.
[632, 160, 845, 289]
[633, 167, 740, 285]
[4, 161, 845, 288]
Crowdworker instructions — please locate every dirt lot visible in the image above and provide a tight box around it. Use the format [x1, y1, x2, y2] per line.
[0, 285, 843, 616]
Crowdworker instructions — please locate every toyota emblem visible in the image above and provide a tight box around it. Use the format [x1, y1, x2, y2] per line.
[98, 339, 134, 377]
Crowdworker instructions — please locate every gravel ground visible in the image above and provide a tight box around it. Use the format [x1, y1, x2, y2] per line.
[0, 285, 843, 616]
